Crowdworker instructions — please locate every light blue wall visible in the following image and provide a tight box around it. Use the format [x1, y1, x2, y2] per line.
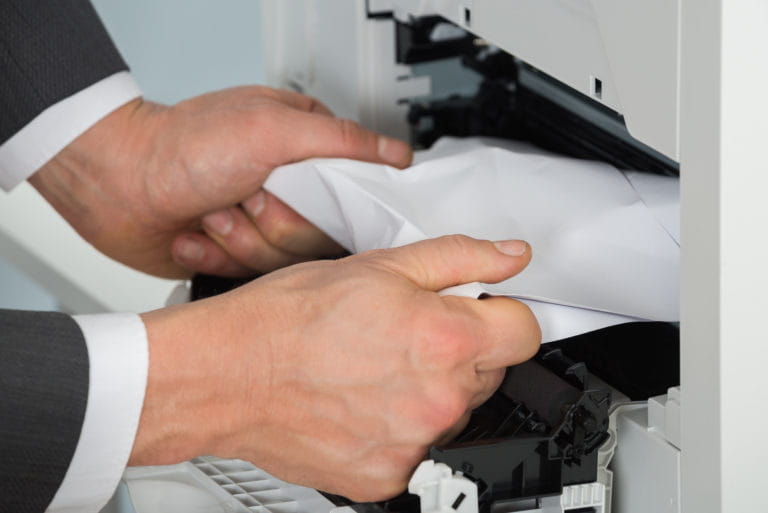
[92, 0, 265, 104]
[0, 258, 60, 311]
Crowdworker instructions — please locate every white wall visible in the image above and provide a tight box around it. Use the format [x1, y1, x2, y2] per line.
[0, 0, 265, 311]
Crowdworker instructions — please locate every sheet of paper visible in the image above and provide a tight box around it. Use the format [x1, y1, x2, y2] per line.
[264, 137, 679, 342]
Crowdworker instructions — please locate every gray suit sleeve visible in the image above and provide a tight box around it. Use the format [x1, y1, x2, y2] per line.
[1, 1, 128, 510]
[0, 0, 129, 145]
[0, 309, 89, 513]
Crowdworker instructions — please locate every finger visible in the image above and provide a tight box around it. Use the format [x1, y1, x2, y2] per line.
[277, 108, 413, 168]
[201, 206, 311, 272]
[372, 235, 533, 292]
[171, 232, 256, 277]
[446, 295, 541, 371]
[241, 190, 346, 257]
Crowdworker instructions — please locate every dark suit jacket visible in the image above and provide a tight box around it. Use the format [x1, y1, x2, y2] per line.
[1, 2, 129, 511]
[0, 0, 128, 145]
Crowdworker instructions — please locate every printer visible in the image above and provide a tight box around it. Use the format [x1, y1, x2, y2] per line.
[105, 2, 768, 513]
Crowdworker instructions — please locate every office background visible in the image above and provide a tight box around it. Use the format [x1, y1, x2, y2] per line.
[0, 0, 265, 311]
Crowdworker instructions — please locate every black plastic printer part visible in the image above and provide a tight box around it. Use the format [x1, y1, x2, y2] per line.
[398, 15, 679, 176]
[396, 16, 477, 64]
[408, 75, 679, 176]
[429, 346, 610, 512]
[190, 274, 255, 301]
[549, 322, 680, 401]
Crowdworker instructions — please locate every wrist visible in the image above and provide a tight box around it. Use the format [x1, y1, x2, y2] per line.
[30, 98, 165, 230]
[28, 98, 188, 277]
[130, 292, 271, 465]
[131, 301, 218, 465]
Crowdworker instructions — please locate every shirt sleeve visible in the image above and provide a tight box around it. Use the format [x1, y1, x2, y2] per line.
[46, 313, 149, 513]
[0, 72, 142, 192]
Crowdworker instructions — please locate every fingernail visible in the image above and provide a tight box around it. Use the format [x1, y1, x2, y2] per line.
[243, 190, 266, 218]
[203, 210, 233, 236]
[494, 240, 528, 257]
[176, 238, 204, 262]
[378, 136, 411, 167]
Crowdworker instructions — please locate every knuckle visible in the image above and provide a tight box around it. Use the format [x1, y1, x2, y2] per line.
[413, 314, 476, 369]
[436, 392, 469, 428]
[335, 118, 365, 149]
[420, 390, 468, 434]
[221, 226, 296, 272]
[260, 215, 298, 249]
[245, 112, 274, 139]
[433, 234, 480, 284]
[439, 234, 477, 257]
[226, 224, 263, 255]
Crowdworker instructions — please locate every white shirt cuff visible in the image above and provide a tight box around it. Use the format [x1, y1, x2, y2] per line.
[46, 313, 149, 513]
[0, 71, 142, 191]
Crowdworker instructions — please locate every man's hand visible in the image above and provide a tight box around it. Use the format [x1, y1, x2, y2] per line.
[30, 87, 412, 278]
[132, 235, 541, 501]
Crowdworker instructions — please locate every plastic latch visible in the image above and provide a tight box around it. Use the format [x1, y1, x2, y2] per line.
[408, 460, 479, 513]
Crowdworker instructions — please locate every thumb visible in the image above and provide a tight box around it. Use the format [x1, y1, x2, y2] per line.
[374, 235, 532, 292]
[280, 109, 413, 169]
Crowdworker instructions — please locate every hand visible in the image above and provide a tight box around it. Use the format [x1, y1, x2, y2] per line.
[30, 87, 413, 278]
[131, 235, 541, 501]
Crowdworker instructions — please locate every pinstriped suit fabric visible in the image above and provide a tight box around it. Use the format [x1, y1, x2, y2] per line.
[0, 310, 89, 513]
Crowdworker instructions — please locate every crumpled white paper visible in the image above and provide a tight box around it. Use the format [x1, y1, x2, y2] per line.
[264, 137, 679, 342]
